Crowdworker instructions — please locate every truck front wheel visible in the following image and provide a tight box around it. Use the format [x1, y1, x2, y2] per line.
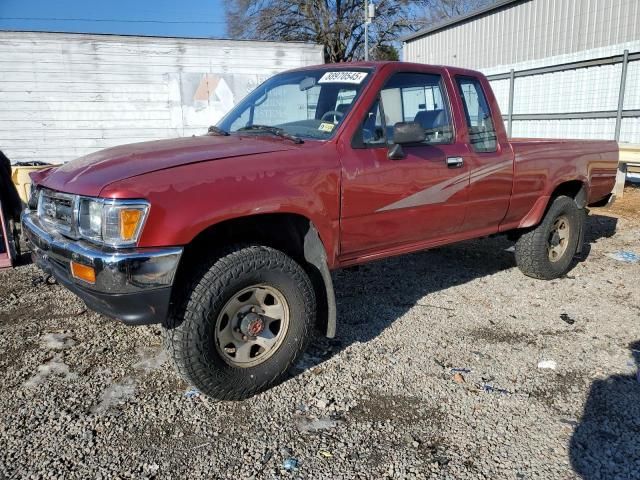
[165, 245, 316, 400]
[515, 195, 584, 280]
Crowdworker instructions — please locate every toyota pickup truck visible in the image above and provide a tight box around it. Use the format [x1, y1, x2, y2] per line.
[23, 62, 618, 400]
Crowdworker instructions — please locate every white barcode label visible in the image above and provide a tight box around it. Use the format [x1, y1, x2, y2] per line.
[318, 71, 368, 84]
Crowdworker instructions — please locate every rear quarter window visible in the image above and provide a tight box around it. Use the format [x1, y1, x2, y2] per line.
[456, 77, 498, 153]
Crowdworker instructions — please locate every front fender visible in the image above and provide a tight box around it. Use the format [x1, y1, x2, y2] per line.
[100, 149, 342, 262]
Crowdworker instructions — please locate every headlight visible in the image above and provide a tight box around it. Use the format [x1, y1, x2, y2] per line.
[78, 198, 149, 247]
[78, 198, 103, 240]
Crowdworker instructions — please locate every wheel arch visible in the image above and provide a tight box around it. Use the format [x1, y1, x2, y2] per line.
[551, 179, 588, 208]
[172, 212, 337, 338]
[518, 179, 587, 229]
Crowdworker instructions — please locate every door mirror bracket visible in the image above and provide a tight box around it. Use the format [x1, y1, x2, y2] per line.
[388, 143, 405, 160]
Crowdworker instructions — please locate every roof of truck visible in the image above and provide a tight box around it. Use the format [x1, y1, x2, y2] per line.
[286, 61, 485, 79]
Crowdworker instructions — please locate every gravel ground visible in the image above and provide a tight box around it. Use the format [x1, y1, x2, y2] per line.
[1, 189, 639, 479]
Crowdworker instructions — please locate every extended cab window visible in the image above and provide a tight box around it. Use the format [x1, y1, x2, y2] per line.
[456, 77, 497, 152]
[361, 72, 453, 146]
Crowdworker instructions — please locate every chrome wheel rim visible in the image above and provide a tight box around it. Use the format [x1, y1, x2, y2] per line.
[547, 215, 571, 262]
[214, 285, 290, 368]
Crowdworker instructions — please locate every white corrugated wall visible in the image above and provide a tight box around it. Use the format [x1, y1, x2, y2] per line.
[0, 32, 324, 164]
[481, 40, 640, 143]
[404, 0, 640, 143]
[404, 0, 640, 70]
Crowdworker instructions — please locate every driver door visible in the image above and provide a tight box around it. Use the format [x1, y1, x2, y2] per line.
[339, 72, 469, 258]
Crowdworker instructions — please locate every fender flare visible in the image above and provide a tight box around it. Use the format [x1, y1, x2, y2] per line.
[518, 182, 588, 229]
[303, 223, 337, 338]
[574, 183, 588, 209]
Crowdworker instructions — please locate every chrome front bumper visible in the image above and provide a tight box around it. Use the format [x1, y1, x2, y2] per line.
[21, 209, 183, 324]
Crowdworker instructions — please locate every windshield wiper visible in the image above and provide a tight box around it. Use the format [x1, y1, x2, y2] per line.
[207, 125, 229, 136]
[237, 125, 303, 144]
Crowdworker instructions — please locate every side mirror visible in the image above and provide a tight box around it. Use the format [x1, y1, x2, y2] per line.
[393, 122, 426, 144]
[388, 122, 426, 160]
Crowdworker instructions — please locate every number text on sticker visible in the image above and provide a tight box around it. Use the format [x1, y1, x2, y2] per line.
[318, 71, 368, 84]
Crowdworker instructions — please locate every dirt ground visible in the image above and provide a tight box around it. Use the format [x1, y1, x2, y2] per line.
[0, 186, 639, 479]
[608, 183, 640, 219]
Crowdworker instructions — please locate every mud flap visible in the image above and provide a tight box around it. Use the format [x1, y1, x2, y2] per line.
[576, 208, 587, 255]
[303, 224, 337, 338]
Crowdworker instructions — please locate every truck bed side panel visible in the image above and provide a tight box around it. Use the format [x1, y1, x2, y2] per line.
[500, 139, 618, 230]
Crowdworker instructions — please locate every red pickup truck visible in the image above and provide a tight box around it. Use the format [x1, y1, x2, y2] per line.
[23, 62, 617, 399]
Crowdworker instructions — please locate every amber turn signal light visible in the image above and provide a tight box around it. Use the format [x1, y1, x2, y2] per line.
[70, 261, 96, 284]
[119, 209, 143, 241]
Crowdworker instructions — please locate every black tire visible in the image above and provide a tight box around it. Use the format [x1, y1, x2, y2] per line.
[164, 245, 315, 400]
[515, 195, 583, 280]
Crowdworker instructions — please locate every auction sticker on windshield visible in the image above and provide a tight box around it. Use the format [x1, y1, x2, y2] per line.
[318, 71, 368, 84]
[318, 122, 335, 132]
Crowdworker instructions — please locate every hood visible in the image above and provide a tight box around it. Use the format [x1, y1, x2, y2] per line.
[36, 135, 294, 196]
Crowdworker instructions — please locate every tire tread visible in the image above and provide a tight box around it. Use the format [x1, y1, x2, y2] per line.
[515, 195, 582, 280]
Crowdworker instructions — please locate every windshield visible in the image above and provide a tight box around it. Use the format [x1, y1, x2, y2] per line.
[217, 68, 372, 140]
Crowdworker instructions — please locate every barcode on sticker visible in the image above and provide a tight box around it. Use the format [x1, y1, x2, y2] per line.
[318, 71, 368, 84]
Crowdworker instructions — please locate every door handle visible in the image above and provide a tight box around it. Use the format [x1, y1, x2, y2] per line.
[446, 156, 464, 168]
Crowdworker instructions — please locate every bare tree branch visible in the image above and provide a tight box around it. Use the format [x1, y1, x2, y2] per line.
[225, 0, 415, 62]
[224, 0, 497, 62]
[413, 0, 496, 26]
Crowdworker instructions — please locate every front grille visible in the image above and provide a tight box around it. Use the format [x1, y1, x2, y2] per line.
[37, 189, 77, 237]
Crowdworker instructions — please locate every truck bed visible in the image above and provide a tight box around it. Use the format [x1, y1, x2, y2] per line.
[499, 138, 618, 231]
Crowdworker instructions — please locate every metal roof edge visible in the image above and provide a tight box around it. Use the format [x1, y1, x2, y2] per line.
[401, 0, 530, 43]
[0, 29, 324, 48]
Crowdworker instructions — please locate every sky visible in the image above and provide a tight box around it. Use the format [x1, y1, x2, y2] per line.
[0, 0, 228, 38]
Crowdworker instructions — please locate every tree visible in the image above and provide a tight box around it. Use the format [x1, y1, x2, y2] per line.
[224, 0, 413, 63]
[224, 1, 498, 63]
[372, 43, 399, 61]
[413, 0, 496, 26]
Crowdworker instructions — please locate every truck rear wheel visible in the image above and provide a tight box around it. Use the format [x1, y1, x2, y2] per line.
[165, 245, 315, 400]
[515, 195, 583, 280]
